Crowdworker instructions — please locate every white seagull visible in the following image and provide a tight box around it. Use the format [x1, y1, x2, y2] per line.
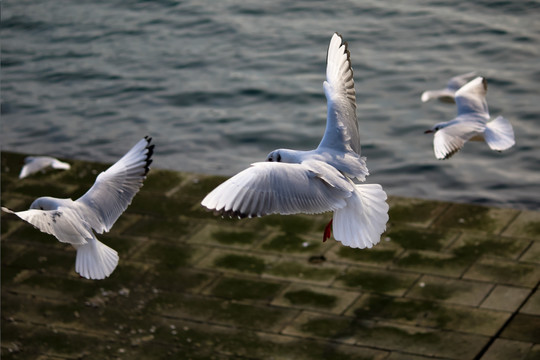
[201, 33, 389, 249]
[19, 156, 71, 179]
[2, 137, 154, 279]
[421, 71, 477, 103]
[425, 77, 515, 159]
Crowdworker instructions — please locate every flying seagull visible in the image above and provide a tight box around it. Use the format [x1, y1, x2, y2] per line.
[425, 77, 515, 159]
[201, 33, 389, 249]
[2, 137, 154, 279]
[421, 71, 477, 103]
[19, 156, 71, 179]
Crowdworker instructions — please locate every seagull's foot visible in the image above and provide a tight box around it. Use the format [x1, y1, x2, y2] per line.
[323, 218, 333, 242]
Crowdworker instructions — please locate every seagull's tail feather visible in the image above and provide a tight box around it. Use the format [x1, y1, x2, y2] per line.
[75, 238, 118, 280]
[332, 183, 389, 249]
[484, 116, 515, 151]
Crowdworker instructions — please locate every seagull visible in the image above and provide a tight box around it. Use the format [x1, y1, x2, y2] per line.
[421, 71, 477, 103]
[201, 33, 389, 249]
[19, 156, 71, 179]
[424, 77, 515, 159]
[2, 137, 154, 279]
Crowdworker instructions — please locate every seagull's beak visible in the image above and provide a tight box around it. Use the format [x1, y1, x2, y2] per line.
[424, 129, 434, 134]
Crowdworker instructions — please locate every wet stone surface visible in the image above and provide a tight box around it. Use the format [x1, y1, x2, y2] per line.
[1, 151, 539, 359]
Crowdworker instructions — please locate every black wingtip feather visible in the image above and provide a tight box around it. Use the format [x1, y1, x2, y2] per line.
[143, 138, 155, 176]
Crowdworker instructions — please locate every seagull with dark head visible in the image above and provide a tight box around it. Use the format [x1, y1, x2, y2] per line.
[202, 33, 389, 249]
[2, 137, 154, 279]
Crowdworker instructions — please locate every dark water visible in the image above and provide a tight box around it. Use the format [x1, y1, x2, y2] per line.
[2, 0, 539, 210]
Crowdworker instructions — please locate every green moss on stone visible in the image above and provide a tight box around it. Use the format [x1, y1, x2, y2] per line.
[262, 233, 319, 253]
[211, 302, 290, 329]
[284, 289, 337, 308]
[300, 317, 356, 338]
[269, 261, 338, 281]
[397, 252, 471, 270]
[142, 169, 184, 192]
[145, 243, 192, 270]
[389, 201, 441, 223]
[452, 236, 522, 260]
[387, 228, 448, 251]
[524, 221, 540, 236]
[211, 277, 282, 301]
[473, 262, 535, 284]
[258, 214, 316, 234]
[416, 282, 457, 300]
[437, 204, 495, 231]
[128, 217, 190, 239]
[12, 182, 73, 199]
[353, 295, 453, 328]
[337, 269, 407, 293]
[129, 193, 186, 219]
[212, 230, 255, 245]
[214, 254, 266, 274]
[337, 246, 396, 263]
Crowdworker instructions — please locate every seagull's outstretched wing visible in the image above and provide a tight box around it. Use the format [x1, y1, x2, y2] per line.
[318, 33, 361, 156]
[447, 71, 477, 91]
[19, 156, 71, 179]
[433, 120, 485, 159]
[455, 77, 489, 118]
[421, 72, 477, 103]
[201, 160, 354, 218]
[1, 206, 90, 245]
[76, 137, 154, 233]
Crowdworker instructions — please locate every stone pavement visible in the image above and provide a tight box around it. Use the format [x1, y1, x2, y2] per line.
[1, 150, 539, 360]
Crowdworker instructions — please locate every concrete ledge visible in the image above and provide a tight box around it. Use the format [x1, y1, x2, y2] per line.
[2, 151, 539, 359]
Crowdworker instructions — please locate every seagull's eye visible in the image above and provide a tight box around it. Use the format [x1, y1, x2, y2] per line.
[268, 157, 273, 162]
[40, 207, 44, 210]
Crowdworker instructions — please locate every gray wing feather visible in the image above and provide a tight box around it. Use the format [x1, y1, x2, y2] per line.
[76, 137, 153, 233]
[201, 161, 353, 218]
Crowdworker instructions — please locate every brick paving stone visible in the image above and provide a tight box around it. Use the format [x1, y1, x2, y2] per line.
[502, 210, 540, 239]
[481, 285, 532, 312]
[256, 230, 332, 256]
[2, 151, 539, 360]
[205, 274, 285, 302]
[500, 313, 540, 343]
[187, 223, 268, 249]
[524, 344, 540, 360]
[385, 225, 459, 252]
[347, 293, 509, 336]
[449, 232, 532, 260]
[407, 275, 494, 306]
[520, 241, 540, 264]
[463, 257, 540, 288]
[333, 266, 419, 296]
[521, 290, 540, 316]
[195, 248, 278, 275]
[392, 249, 473, 278]
[284, 311, 490, 359]
[281, 311, 359, 345]
[325, 237, 402, 268]
[386, 352, 447, 360]
[434, 203, 520, 234]
[271, 282, 361, 315]
[481, 338, 533, 360]
[387, 196, 449, 228]
[264, 257, 346, 285]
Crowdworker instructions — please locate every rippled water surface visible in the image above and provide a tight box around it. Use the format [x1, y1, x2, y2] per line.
[2, 0, 539, 209]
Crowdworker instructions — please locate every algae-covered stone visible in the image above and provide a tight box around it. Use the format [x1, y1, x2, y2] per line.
[209, 277, 283, 301]
[407, 275, 492, 306]
[336, 267, 418, 295]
